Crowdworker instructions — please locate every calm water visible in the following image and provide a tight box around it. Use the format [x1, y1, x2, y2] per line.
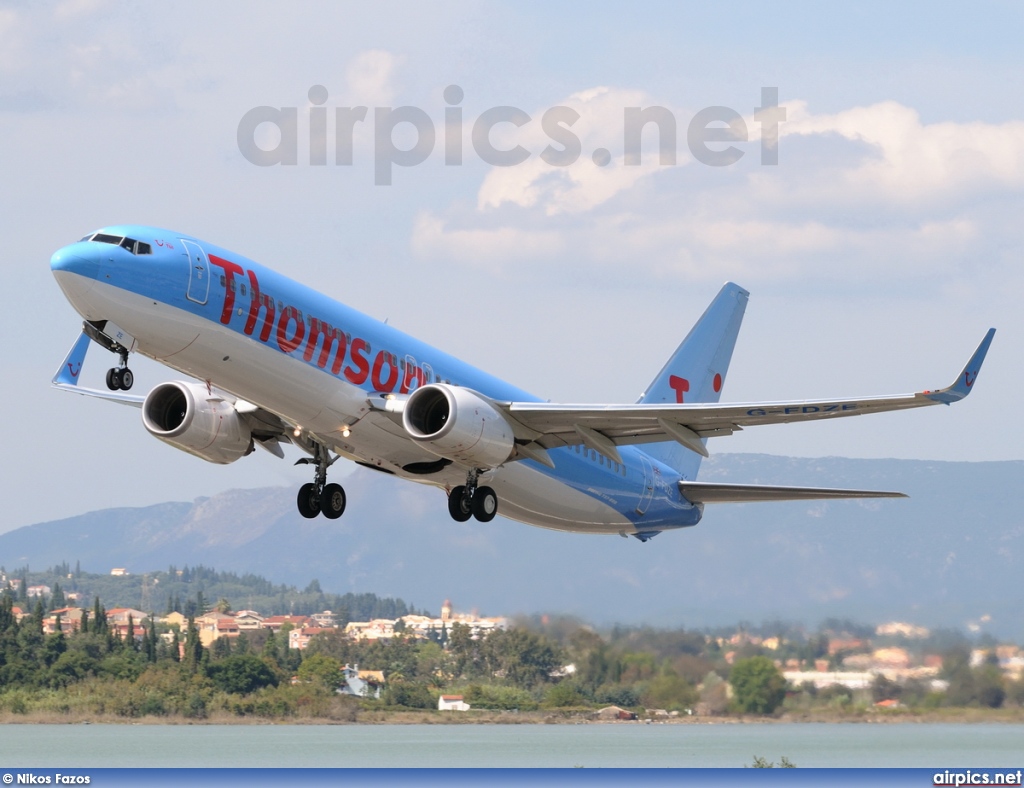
[0, 723, 1021, 768]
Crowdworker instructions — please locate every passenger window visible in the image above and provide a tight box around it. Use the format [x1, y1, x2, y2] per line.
[220, 275, 226, 287]
[240, 283, 247, 296]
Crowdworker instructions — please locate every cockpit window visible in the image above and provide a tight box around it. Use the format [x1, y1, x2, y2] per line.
[82, 233, 153, 255]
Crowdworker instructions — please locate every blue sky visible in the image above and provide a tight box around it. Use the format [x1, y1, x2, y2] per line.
[2, 1, 1022, 534]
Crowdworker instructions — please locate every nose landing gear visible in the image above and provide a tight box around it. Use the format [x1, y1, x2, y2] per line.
[295, 441, 346, 519]
[105, 350, 134, 391]
[448, 469, 498, 523]
[80, 322, 134, 391]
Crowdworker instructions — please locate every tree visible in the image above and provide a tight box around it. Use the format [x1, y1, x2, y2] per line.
[730, 656, 787, 715]
[296, 653, 343, 690]
[542, 681, 588, 708]
[51, 582, 66, 610]
[483, 628, 563, 689]
[384, 680, 434, 709]
[183, 617, 203, 672]
[208, 654, 279, 694]
[641, 671, 698, 711]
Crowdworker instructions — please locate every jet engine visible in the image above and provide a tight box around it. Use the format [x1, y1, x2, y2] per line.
[402, 384, 515, 468]
[142, 381, 254, 464]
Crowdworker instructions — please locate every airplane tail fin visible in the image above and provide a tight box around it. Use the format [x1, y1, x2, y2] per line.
[637, 282, 749, 478]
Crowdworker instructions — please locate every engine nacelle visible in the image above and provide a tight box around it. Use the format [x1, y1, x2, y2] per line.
[142, 381, 253, 465]
[402, 384, 515, 468]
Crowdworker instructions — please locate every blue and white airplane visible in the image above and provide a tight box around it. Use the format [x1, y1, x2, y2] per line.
[51, 226, 994, 541]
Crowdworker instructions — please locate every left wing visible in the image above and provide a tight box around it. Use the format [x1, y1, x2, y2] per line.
[51, 330, 144, 406]
[501, 329, 995, 462]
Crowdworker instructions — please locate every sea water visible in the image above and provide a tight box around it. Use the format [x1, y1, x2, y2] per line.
[1, 723, 1022, 768]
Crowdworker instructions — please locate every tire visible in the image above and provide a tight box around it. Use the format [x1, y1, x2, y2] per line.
[320, 483, 346, 519]
[472, 486, 498, 522]
[297, 483, 320, 519]
[119, 368, 134, 391]
[105, 368, 118, 390]
[447, 486, 472, 522]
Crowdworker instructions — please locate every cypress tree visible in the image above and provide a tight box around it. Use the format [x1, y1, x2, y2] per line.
[126, 614, 138, 652]
[184, 617, 203, 672]
[92, 597, 106, 636]
[146, 616, 158, 662]
[0, 596, 14, 634]
[51, 582, 65, 610]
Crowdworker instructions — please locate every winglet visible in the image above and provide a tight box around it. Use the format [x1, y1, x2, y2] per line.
[53, 331, 92, 388]
[51, 330, 145, 406]
[925, 328, 995, 404]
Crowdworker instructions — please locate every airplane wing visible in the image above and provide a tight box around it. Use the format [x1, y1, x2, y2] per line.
[51, 331, 144, 406]
[51, 330, 294, 460]
[500, 329, 995, 462]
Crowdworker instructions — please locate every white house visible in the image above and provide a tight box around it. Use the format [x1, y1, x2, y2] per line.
[438, 695, 471, 711]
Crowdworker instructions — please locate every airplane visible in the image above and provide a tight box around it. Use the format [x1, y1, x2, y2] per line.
[50, 225, 995, 541]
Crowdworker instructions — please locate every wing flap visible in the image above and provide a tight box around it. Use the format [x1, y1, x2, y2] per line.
[679, 481, 907, 504]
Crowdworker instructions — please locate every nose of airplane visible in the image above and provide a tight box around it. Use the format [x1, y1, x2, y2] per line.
[51, 244, 102, 281]
[51, 243, 103, 307]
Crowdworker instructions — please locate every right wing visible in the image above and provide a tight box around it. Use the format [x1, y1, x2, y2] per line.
[51, 329, 294, 459]
[499, 329, 996, 462]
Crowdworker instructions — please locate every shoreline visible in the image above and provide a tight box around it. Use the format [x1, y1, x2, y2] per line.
[3, 707, 1023, 725]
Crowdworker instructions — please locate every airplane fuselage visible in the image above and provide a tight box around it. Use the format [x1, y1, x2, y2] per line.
[51, 225, 702, 537]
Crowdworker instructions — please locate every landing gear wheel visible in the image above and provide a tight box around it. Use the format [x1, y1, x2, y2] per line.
[297, 482, 321, 519]
[320, 483, 346, 519]
[119, 368, 134, 391]
[448, 485, 472, 522]
[472, 486, 498, 522]
[105, 368, 119, 391]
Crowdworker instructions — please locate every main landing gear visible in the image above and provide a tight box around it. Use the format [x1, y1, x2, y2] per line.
[448, 469, 498, 523]
[295, 441, 346, 520]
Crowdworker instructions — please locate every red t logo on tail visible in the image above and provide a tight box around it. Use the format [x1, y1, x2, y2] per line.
[669, 375, 689, 403]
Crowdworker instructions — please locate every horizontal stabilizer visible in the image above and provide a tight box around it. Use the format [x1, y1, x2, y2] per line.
[678, 481, 907, 504]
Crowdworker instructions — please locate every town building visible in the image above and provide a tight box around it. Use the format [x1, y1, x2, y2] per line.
[439, 695, 470, 711]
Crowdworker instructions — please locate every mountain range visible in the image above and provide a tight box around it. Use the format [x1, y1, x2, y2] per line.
[2, 454, 1022, 637]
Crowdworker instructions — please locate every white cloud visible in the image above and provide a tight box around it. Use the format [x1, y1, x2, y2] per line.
[477, 86, 670, 215]
[781, 99, 1024, 202]
[345, 49, 401, 106]
[54, 0, 111, 21]
[411, 212, 565, 274]
[412, 94, 1024, 288]
[0, 8, 23, 72]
